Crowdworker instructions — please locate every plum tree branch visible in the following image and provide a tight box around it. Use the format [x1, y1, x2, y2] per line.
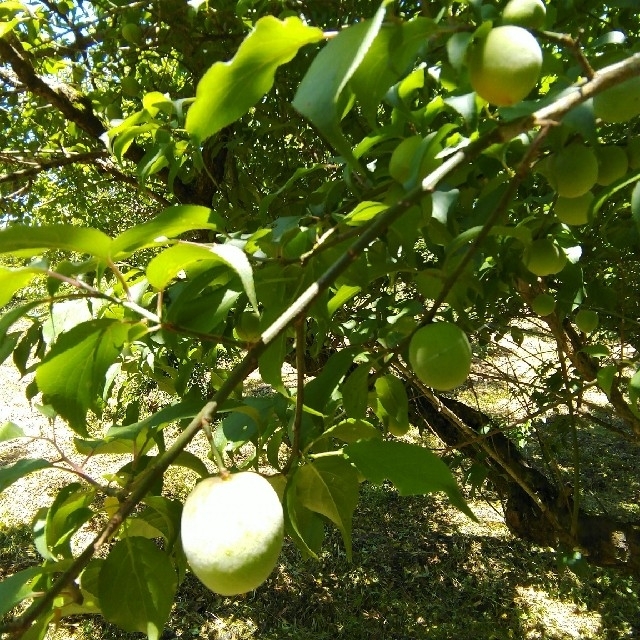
[4, 47, 640, 640]
[0, 151, 108, 185]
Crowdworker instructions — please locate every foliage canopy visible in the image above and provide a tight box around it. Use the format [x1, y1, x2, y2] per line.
[1, 0, 640, 637]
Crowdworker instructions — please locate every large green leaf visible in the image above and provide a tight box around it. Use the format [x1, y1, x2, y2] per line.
[0, 266, 41, 307]
[0, 225, 112, 260]
[292, 1, 392, 171]
[284, 478, 325, 560]
[0, 458, 52, 494]
[186, 16, 323, 142]
[99, 537, 177, 640]
[295, 457, 360, 559]
[349, 17, 436, 126]
[374, 374, 410, 435]
[110, 205, 226, 258]
[0, 566, 42, 618]
[146, 243, 258, 310]
[35, 320, 133, 435]
[341, 364, 371, 420]
[344, 439, 476, 519]
[44, 483, 95, 558]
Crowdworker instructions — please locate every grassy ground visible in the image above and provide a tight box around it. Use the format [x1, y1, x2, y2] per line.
[1, 466, 639, 640]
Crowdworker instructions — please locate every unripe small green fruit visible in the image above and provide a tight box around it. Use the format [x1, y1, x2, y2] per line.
[502, 0, 546, 29]
[547, 144, 598, 198]
[575, 309, 599, 333]
[596, 145, 628, 186]
[122, 23, 142, 45]
[408, 322, 472, 391]
[530, 293, 556, 316]
[554, 192, 594, 226]
[593, 76, 640, 124]
[523, 239, 567, 277]
[466, 26, 542, 106]
[234, 311, 261, 342]
[181, 472, 284, 596]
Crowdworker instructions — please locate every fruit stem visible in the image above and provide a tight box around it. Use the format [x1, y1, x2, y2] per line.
[202, 418, 229, 477]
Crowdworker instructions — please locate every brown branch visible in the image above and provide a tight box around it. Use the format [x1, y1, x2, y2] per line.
[0, 151, 107, 184]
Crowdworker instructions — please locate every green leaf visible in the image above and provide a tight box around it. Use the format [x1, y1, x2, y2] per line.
[350, 17, 436, 126]
[146, 243, 258, 310]
[341, 364, 371, 419]
[140, 496, 183, 546]
[111, 205, 226, 258]
[45, 483, 95, 558]
[629, 370, 640, 418]
[344, 439, 476, 519]
[0, 566, 42, 618]
[631, 181, 640, 233]
[321, 418, 382, 444]
[0, 266, 40, 307]
[343, 201, 389, 227]
[374, 374, 410, 435]
[305, 348, 359, 412]
[295, 457, 360, 559]
[0, 225, 112, 260]
[292, 1, 392, 172]
[35, 320, 133, 435]
[284, 476, 325, 559]
[170, 450, 210, 479]
[99, 537, 177, 640]
[597, 365, 617, 397]
[259, 333, 288, 396]
[0, 421, 25, 442]
[0, 458, 52, 494]
[186, 16, 323, 142]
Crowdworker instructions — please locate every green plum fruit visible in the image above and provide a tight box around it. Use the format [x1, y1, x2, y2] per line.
[575, 309, 599, 333]
[408, 322, 472, 391]
[554, 191, 594, 226]
[523, 238, 567, 276]
[466, 26, 542, 106]
[596, 145, 629, 186]
[547, 143, 598, 198]
[502, 0, 546, 29]
[530, 293, 556, 316]
[181, 472, 284, 596]
[593, 76, 640, 124]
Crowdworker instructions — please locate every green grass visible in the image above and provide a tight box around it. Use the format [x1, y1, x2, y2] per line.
[2, 481, 639, 640]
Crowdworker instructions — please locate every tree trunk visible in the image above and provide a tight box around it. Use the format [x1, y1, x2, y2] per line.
[408, 387, 640, 577]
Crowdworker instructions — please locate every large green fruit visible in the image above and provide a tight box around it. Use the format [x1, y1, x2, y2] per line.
[596, 145, 629, 186]
[530, 293, 556, 316]
[547, 143, 598, 198]
[523, 239, 567, 276]
[234, 311, 261, 342]
[181, 472, 284, 596]
[593, 76, 640, 123]
[408, 322, 472, 391]
[466, 26, 542, 106]
[502, 0, 546, 29]
[554, 191, 593, 226]
[389, 136, 440, 185]
[575, 309, 599, 333]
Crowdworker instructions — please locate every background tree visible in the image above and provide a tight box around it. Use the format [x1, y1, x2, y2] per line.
[1, 0, 640, 638]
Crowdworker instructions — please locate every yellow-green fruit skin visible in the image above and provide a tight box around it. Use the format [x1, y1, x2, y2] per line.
[548, 144, 598, 198]
[181, 472, 284, 596]
[530, 293, 555, 316]
[502, 0, 546, 29]
[408, 322, 472, 391]
[594, 76, 640, 123]
[575, 309, 599, 333]
[596, 145, 628, 186]
[523, 239, 567, 276]
[554, 192, 593, 226]
[467, 26, 542, 106]
[122, 23, 142, 44]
